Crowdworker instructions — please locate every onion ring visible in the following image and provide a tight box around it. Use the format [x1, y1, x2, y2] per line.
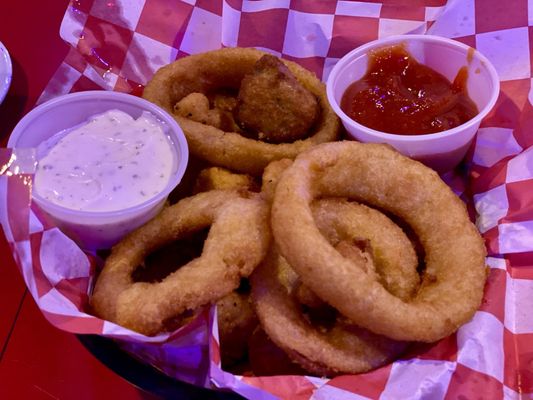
[251, 161, 421, 375]
[312, 199, 419, 300]
[143, 47, 340, 175]
[191, 170, 260, 366]
[91, 189, 270, 336]
[262, 159, 420, 300]
[271, 141, 487, 343]
[251, 245, 409, 376]
[261, 158, 293, 203]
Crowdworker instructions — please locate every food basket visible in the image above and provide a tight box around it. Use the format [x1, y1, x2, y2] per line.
[1, 0, 533, 398]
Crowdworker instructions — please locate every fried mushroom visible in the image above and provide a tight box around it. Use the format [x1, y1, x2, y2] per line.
[236, 55, 320, 143]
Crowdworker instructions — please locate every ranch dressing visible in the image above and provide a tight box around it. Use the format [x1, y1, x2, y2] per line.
[34, 109, 175, 212]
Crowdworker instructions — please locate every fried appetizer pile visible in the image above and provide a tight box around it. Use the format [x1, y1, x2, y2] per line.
[270, 142, 487, 344]
[99, 48, 488, 380]
[143, 47, 339, 175]
[91, 142, 487, 377]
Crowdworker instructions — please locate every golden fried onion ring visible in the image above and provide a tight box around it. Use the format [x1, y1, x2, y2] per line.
[251, 245, 409, 376]
[143, 47, 340, 175]
[271, 142, 487, 343]
[91, 190, 270, 336]
[252, 161, 418, 375]
[262, 159, 420, 301]
[312, 199, 419, 301]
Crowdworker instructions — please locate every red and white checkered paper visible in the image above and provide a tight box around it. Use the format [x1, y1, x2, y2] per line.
[2, 0, 533, 398]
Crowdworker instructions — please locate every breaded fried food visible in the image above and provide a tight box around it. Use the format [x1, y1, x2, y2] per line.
[217, 290, 258, 367]
[236, 54, 320, 143]
[250, 247, 409, 376]
[271, 141, 487, 343]
[174, 92, 225, 130]
[211, 92, 238, 113]
[261, 160, 420, 301]
[312, 199, 420, 300]
[174, 91, 244, 134]
[143, 47, 339, 175]
[193, 167, 259, 194]
[261, 158, 293, 202]
[252, 158, 421, 375]
[91, 190, 271, 336]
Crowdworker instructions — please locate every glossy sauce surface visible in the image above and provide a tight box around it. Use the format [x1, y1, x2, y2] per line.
[34, 110, 175, 212]
[340, 45, 478, 135]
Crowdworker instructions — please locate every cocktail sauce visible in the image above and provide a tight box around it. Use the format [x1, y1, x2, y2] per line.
[340, 45, 478, 135]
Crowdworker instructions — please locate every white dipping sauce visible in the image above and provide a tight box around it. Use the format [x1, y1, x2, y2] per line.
[34, 109, 175, 212]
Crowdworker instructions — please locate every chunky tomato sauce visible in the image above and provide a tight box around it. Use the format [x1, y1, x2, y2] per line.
[340, 45, 478, 135]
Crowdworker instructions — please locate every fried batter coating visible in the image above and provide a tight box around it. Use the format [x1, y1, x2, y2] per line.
[217, 290, 258, 367]
[211, 92, 238, 113]
[272, 141, 487, 343]
[261, 158, 292, 202]
[187, 166, 261, 366]
[236, 54, 320, 143]
[313, 200, 420, 301]
[143, 47, 340, 175]
[91, 190, 271, 336]
[262, 160, 420, 300]
[261, 159, 293, 202]
[250, 247, 409, 376]
[193, 167, 259, 194]
[252, 162, 422, 375]
[174, 92, 224, 129]
[293, 279, 325, 309]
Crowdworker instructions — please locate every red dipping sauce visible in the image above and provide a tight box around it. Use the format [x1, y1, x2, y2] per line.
[340, 44, 478, 135]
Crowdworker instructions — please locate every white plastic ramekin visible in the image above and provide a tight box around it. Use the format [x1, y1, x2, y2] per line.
[326, 34, 500, 172]
[8, 91, 189, 250]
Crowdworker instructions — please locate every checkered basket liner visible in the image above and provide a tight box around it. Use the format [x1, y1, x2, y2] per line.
[2, 0, 533, 398]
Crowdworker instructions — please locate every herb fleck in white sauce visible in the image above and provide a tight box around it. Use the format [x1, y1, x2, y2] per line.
[34, 110, 175, 212]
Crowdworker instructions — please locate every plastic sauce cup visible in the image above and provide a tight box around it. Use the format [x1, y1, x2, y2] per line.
[8, 91, 189, 250]
[326, 34, 500, 172]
